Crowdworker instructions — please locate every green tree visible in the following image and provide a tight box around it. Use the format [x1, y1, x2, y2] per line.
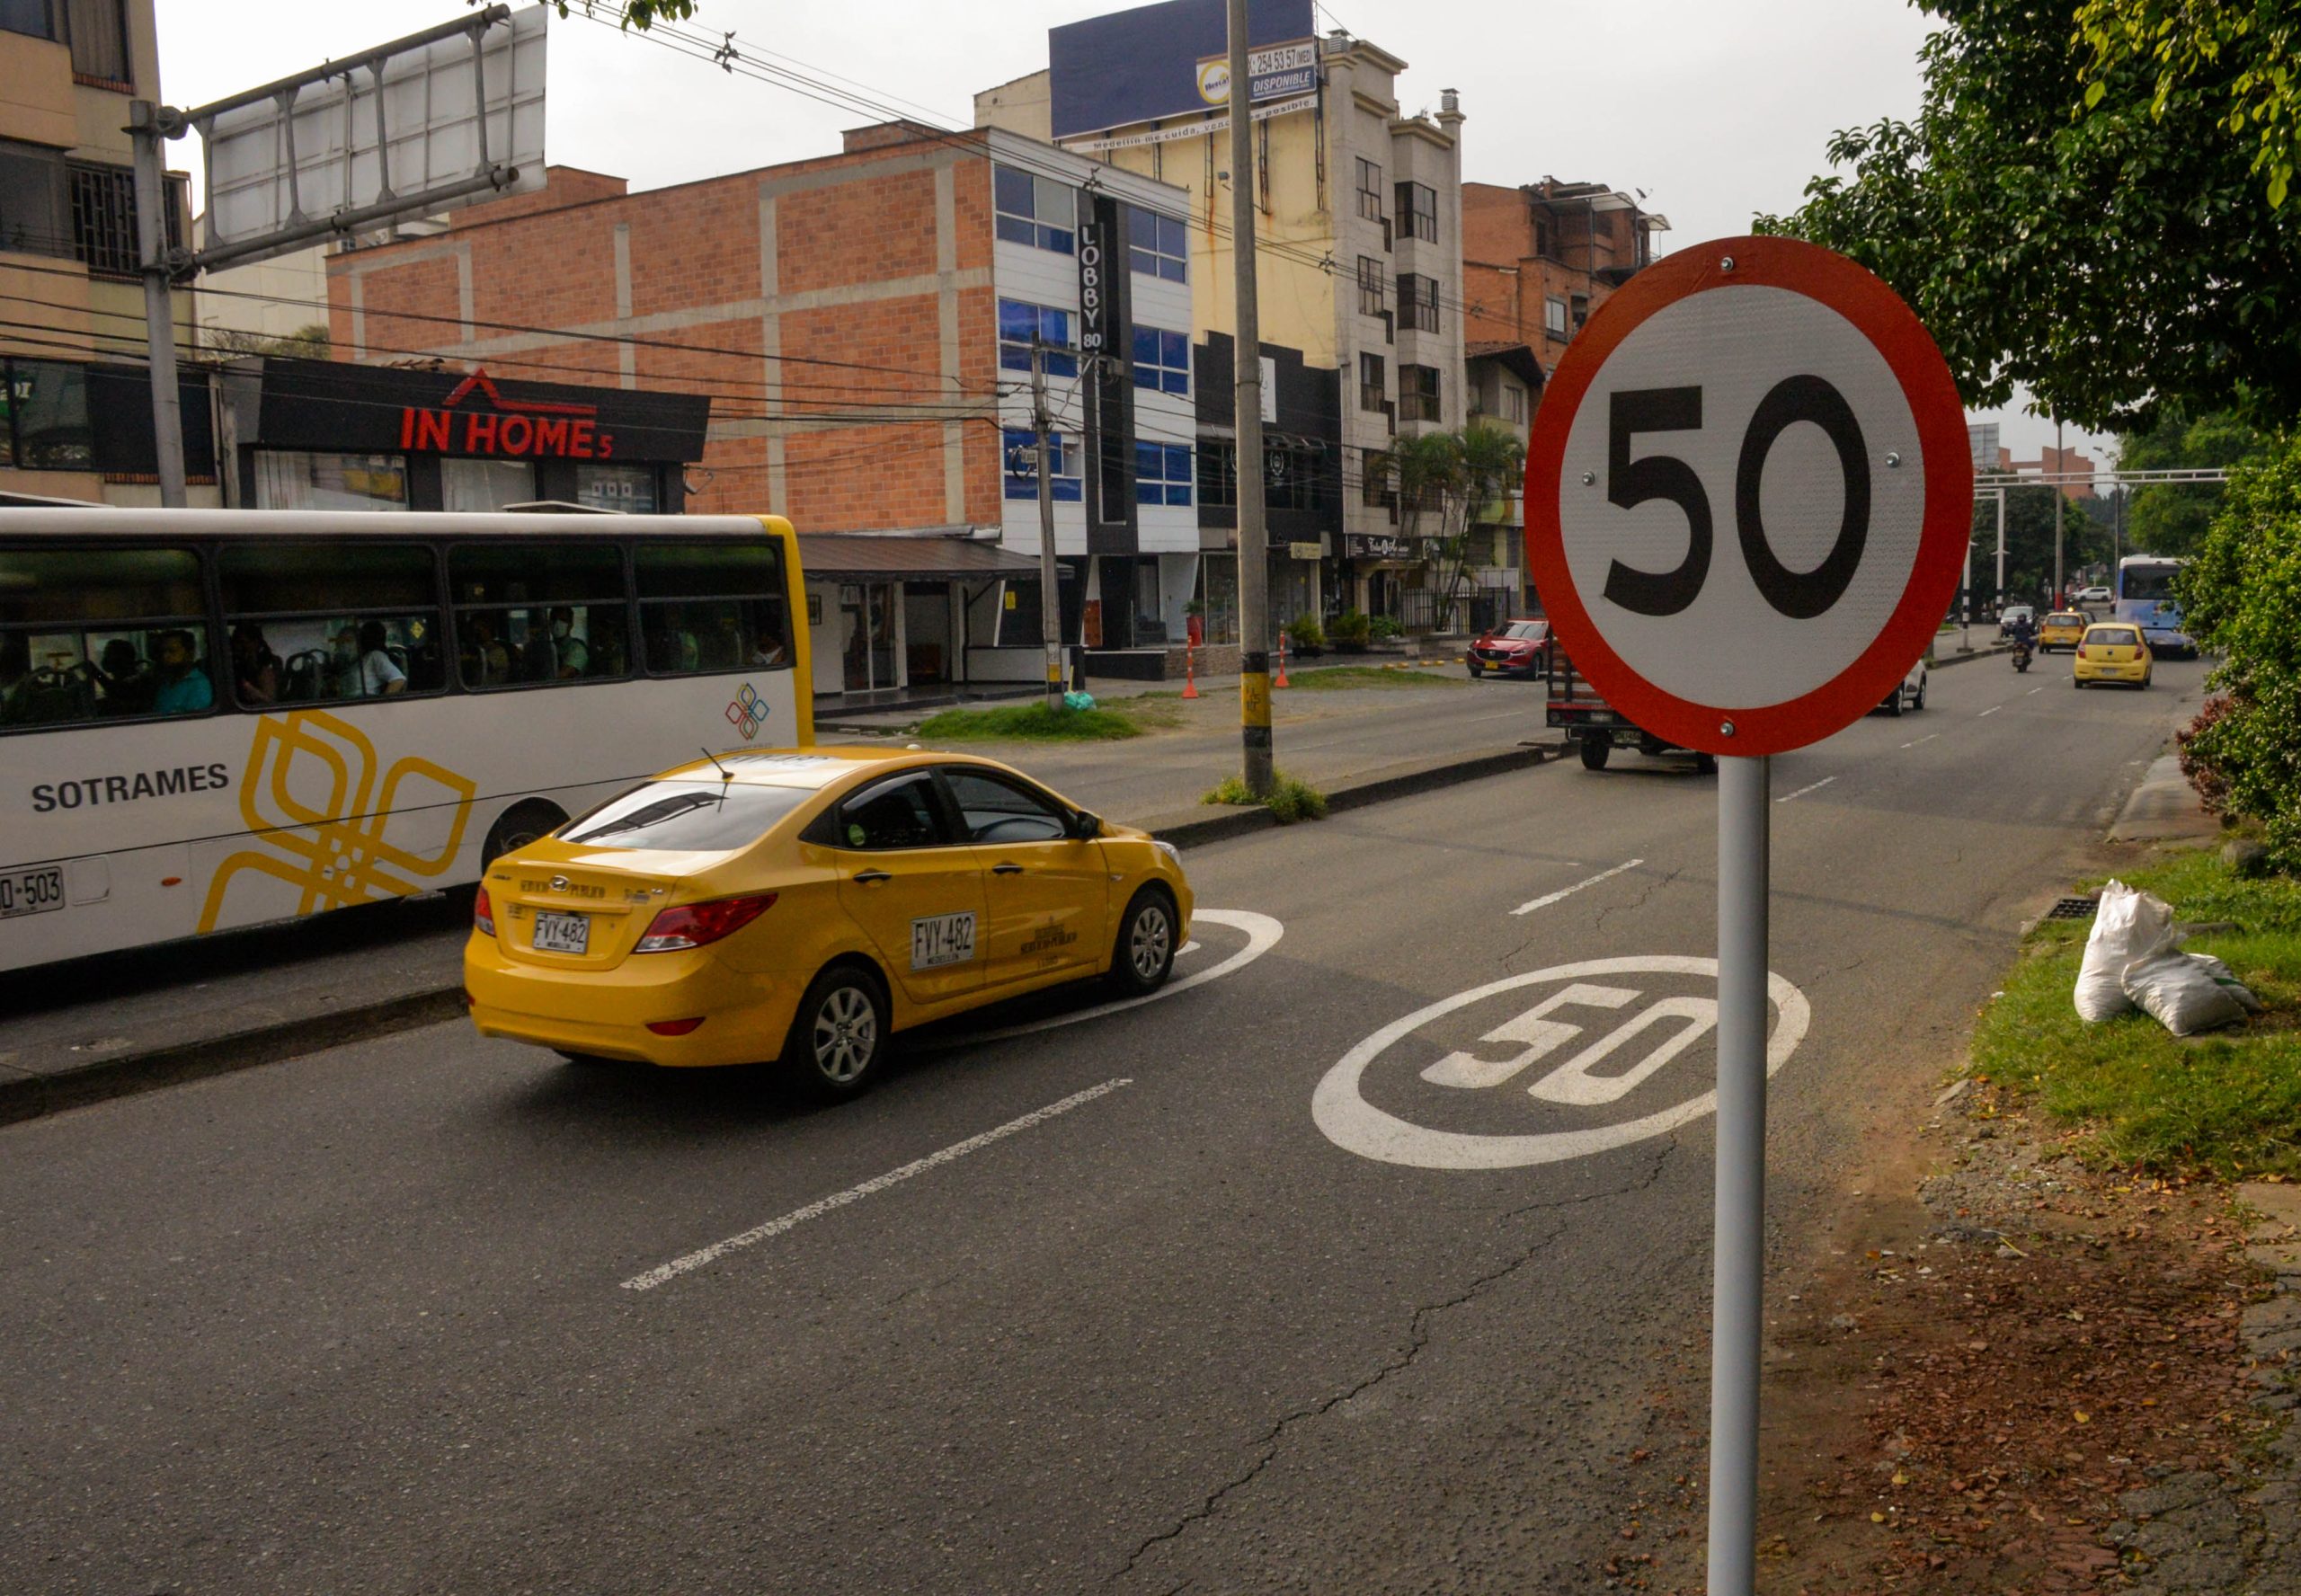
[203, 322, 331, 359]
[543, 0, 701, 29]
[2177, 435, 2301, 866]
[2114, 411, 2274, 557]
[1374, 421, 1526, 630]
[1973, 484, 2111, 607]
[1757, 0, 2301, 432]
[2076, 0, 2301, 208]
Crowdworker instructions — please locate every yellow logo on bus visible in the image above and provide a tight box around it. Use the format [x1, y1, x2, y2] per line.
[198, 710, 477, 933]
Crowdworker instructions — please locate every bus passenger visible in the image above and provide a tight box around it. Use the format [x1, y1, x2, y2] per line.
[0, 631, 32, 723]
[82, 638, 156, 717]
[230, 625, 280, 706]
[357, 620, 406, 697]
[549, 607, 589, 678]
[152, 629, 214, 715]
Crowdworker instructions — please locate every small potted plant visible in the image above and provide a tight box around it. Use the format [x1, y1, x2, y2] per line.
[1284, 613, 1326, 656]
[1327, 608, 1372, 653]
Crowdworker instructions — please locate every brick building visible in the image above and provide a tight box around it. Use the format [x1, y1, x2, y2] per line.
[325, 126, 1199, 699]
[1461, 180, 1666, 364]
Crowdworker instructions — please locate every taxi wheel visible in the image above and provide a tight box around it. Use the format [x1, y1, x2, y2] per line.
[1108, 888, 1178, 996]
[786, 963, 888, 1099]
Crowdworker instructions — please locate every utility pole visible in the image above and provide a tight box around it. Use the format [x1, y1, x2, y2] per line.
[1227, 0, 1273, 797]
[130, 102, 188, 509]
[1031, 340, 1062, 707]
[1994, 487, 2006, 620]
[2051, 414, 2066, 608]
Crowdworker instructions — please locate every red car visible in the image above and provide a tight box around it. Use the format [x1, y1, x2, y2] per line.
[1468, 618, 1551, 679]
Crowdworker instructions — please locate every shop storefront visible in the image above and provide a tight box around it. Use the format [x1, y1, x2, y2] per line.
[218, 359, 711, 515]
[796, 530, 1053, 707]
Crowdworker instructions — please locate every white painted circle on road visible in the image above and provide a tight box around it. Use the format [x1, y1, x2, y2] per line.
[1312, 956, 1809, 1170]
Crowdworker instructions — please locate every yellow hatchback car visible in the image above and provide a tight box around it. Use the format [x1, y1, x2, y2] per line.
[464, 748, 1193, 1096]
[2037, 610, 2088, 652]
[2073, 623, 2153, 688]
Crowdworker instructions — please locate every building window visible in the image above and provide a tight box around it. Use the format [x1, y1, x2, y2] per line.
[1399, 273, 1439, 333]
[440, 458, 537, 513]
[1354, 157, 1382, 221]
[993, 164, 1075, 254]
[1501, 383, 1527, 424]
[1127, 208, 1187, 281]
[1570, 293, 1590, 333]
[1197, 440, 1236, 508]
[0, 142, 67, 259]
[0, 0, 57, 41]
[1130, 326, 1189, 395]
[1533, 216, 1556, 260]
[576, 462, 658, 512]
[253, 450, 410, 512]
[1396, 182, 1436, 243]
[1135, 442, 1193, 507]
[1399, 364, 1441, 423]
[1266, 443, 1319, 512]
[998, 299, 1077, 378]
[1002, 428, 1082, 501]
[2, 359, 91, 470]
[67, 0, 129, 84]
[1356, 255, 1385, 316]
[1357, 352, 1385, 412]
[1544, 296, 1568, 338]
[1363, 449, 1394, 509]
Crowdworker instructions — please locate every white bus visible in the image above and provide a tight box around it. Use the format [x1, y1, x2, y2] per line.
[0, 509, 812, 972]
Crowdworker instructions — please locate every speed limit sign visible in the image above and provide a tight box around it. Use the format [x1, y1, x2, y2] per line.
[1525, 235, 1971, 757]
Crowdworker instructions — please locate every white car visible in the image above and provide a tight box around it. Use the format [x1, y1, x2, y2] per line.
[1879, 657, 1927, 716]
[2074, 585, 2112, 605]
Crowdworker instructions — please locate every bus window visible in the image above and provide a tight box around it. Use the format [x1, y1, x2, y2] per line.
[635, 542, 794, 676]
[0, 546, 210, 728]
[449, 542, 630, 690]
[218, 542, 444, 705]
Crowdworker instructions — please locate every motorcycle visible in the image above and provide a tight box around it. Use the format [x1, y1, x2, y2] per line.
[2012, 637, 2033, 673]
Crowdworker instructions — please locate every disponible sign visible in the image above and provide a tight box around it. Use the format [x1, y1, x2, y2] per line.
[255, 359, 711, 463]
[1195, 40, 1319, 105]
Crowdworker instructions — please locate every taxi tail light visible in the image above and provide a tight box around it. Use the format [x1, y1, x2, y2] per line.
[635, 892, 777, 953]
[2076, 646, 2090, 660]
[646, 1017, 706, 1036]
[474, 887, 496, 936]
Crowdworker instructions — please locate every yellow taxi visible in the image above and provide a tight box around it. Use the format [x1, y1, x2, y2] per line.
[2073, 622, 2153, 688]
[2037, 610, 2088, 652]
[464, 748, 1193, 1096]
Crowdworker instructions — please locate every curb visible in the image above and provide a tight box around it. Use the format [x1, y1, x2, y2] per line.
[0, 740, 1564, 1128]
[1932, 641, 2013, 669]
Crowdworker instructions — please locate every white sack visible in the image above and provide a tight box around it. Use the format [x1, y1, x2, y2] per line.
[2122, 949, 2263, 1036]
[2075, 881, 2173, 1022]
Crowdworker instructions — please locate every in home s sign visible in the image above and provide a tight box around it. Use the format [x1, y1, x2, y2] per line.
[397, 369, 617, 460]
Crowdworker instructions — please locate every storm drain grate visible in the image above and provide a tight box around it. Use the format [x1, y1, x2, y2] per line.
[2044, 897, 2099, 921]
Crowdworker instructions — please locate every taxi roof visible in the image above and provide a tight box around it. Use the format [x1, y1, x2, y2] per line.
[654, 746, 956, 790]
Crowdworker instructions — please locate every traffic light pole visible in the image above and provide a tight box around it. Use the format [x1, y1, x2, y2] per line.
[1227, 0, 1273, 797]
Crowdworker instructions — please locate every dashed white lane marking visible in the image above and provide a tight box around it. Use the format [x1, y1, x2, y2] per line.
[1977, 705, 2003, 718]
[2026, 687, 2043, 696]
[911, 909, 1284, 1051]
[621, 1077, 1133, 1291]
[1776, 776, 1836, 803]
[1508, 857, 1644, 918]
[1900, 733, 1939, 749]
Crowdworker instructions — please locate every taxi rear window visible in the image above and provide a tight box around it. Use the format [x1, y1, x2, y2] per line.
[2047, 613, 2083, 625]
[2083, 626, 2139, 647]
[560, 781, 811, 851]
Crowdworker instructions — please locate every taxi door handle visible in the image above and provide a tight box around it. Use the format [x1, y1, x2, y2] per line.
[852, 869, 893, 884]
[991, 862, 1026, 875]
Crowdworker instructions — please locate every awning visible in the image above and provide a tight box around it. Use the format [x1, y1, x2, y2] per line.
[799, 533, 1044, 583]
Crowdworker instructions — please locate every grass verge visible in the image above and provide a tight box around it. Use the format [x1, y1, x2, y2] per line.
[913, 697, 1179, 741]
[1283, 664, 1464, 691]
[1970, 847, 2301, 1177]
[1201, 769, 1328, 824]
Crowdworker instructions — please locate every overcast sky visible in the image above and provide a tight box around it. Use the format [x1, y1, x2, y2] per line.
[155, 0, 2106, 463]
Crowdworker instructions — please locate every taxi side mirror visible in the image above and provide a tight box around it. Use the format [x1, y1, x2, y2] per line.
[1071, 810, 1102, 839]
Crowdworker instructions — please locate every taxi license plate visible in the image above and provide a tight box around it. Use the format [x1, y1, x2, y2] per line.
[0, 864, 64, 919]
[533, 911, 591, 954]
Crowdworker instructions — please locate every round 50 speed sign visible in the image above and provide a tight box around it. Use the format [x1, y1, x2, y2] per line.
[1525, 236, 1971, 757]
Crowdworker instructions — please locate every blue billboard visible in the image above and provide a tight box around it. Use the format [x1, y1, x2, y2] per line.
[1048, 0, 1317, 141]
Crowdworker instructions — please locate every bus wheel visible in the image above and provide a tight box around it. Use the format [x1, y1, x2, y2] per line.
[1578, 739, 1611, 771]
[483, 800, 568, 867]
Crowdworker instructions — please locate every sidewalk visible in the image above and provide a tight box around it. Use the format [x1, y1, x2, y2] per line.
[0, 669, 1553, 1126]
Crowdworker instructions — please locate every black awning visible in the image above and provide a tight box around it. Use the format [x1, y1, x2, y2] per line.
[798, 534, 1045, 583]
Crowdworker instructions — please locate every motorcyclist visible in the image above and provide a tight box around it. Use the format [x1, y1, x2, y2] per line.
[2007, 609, 2038, 664]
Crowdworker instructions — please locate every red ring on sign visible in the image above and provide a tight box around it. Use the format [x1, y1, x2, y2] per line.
[1524, 235, 1972, 758]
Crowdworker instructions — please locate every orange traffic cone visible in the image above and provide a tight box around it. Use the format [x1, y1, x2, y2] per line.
[1274, 632, 1291, 689]
[1181, 641, 1200, 699]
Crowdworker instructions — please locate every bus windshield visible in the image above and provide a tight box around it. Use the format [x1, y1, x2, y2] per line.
[2119, 563, 2181, 603]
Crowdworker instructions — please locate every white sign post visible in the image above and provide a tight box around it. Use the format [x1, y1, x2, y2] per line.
[1524, 236, 1969, 1595]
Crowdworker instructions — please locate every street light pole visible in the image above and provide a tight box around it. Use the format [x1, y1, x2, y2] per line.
[130, 102, 187, 510]
[1032, 340, 1062, 707]
[1227, 0, 1273, 798]
[2052, 415, 2066, 608]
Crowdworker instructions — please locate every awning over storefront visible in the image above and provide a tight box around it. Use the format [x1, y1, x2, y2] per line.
[798, 532, 1045, 583]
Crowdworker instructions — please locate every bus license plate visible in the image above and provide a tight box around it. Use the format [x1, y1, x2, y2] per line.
[0, 864, 64, 919]
[533, 911, 591, 954]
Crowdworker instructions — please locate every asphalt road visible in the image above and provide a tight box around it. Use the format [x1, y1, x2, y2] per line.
[0, 653, 2202, 1594]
